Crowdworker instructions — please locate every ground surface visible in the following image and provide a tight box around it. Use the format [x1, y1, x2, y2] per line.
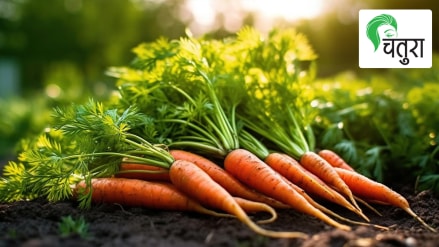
[1, 184, 438, 247]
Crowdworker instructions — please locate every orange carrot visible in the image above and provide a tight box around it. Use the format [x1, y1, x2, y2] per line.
[264, 153, 368, 221]
[280, 176, 388, 231]
[224, 148, 351, 231]
[115, 163, 171, 181]
[304, 176, 381, 217]
[234, 197, 277, 224]
[265, 153, 334, 200]
[300, 151, 361, 212]
[318, 149, 355, 171]
[75, 178, 229, 218]
[170, 149, 287, 209]
[334, 167, 436, 232]
[78, 177, 280, 225]
[169, 159, 308, 238]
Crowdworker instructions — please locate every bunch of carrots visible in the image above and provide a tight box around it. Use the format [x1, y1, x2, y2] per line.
[0, 27, 436, 238]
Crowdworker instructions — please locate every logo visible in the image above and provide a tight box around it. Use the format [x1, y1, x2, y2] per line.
[359, 10, 432, 68]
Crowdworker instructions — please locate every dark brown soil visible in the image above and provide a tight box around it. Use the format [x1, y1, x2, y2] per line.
[1, 185, 438, 247]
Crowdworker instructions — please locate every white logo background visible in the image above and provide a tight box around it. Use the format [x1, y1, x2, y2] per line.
[359, 9, 432, 68]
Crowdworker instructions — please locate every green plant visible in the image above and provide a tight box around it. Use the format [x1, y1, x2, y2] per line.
[58, 215, 90, 239]
[6, 229, 18, 239]
[311, 61, 439, 193]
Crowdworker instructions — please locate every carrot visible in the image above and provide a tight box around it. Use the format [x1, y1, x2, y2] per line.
[318, 179, 370, 222]
[224, 148, 351, 231]
[170, 149, 288, 209]
[265, 153, 335, 200]
[115, 163, 171, 181]
[287, 160, 379, 218]
[264, 153, 368, 222]
[334, 167, 436, 232]
[318, 149, 355, 171]
[75, 178, 230, 218]
[234, 197, 278, 224]
[118, 153, 283, 223]
[281, 176, 389, 231]
[300, 151, 361, 212]
[169, 159, 308, 239]
[297, 164, 371, 221]
[78, 177, 281, 225]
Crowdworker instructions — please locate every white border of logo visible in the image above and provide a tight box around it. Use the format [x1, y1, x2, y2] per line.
[359, 9, 432, 68]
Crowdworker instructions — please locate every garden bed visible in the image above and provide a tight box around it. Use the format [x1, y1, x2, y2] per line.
[1, 184, 438, 247]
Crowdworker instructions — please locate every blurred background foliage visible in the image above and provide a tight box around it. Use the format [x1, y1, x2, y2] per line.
[0, 0, 438, 163]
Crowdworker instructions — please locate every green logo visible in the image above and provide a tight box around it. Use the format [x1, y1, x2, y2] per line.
[366, 14, 398, 51]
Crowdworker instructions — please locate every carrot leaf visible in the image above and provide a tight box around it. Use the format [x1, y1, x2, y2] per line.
[0, 99, 174, 207]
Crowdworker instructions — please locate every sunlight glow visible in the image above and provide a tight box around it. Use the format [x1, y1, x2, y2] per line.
[185, 0, 216, 27]
[337, 122, 344, 129]
[182, 0, 328, 36]
[45, 84, 62, 98]
[242, 0, 325, 21]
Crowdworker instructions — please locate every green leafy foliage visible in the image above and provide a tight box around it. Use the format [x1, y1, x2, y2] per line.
[1, 26, 439, 206]
[222, 28, 319, 159]
[109, 32, 242, 157]
[109, 27, 318, 160]
[0, 96, 52, 159]
[58, 215, 90, 239]
[0, 99, 174, 207]
[312, 63, 439, 192]
[121, 29, 439, 194]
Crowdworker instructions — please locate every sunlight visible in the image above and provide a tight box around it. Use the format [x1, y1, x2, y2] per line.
[242, 0, 326, 21]
[182, 0, 328, 35]
[185, 0, 216, 27]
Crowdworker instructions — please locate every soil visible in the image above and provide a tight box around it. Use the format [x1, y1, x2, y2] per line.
[1, 184, 438, 247]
